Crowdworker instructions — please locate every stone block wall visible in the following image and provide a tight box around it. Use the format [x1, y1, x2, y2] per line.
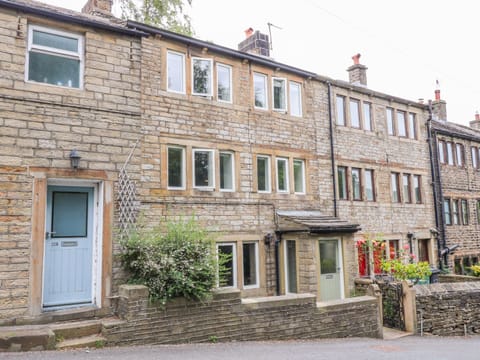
[104, 284, 381, 345]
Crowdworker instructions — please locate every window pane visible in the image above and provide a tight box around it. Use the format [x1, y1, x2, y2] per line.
[167, 51, 184, 92]
[336, 96, 345, 126]
[387, 108, 394, 135]
[452, 200, 459, 225]
[403, 174, 411, 203]
[293, 159, 305, 193]
[243, 242, 258, 287]
[192, 58, 212, 95]
[363, 103, 372, 131]
[438, 142, 446, 164]
[286, 240, 297, 293]
[273, 78, 286, 110]
[472, 147, 478, 169]
[446, 142, 454, 165]
[365, 169, 374, 201]
[391, 173, 399, 202]
[289, 82, 302, 116]
[217, 64, 231, 102]
[338, 167, 347, 200]
[257, 156, 270, 192]
[217, 244, 235, 287]
[194, 150, 214, 187]
[33, 30, 78, 52]
[350, 99, 360, 128]
[413, 175, 421, 203]
[461, 199, 469, 225]
[220, 152, 234, 191]
[277, 158, 288, 192]
[477, 200, 480, 224]
[444, 199, 451, 225]
[397, 111, 406, 137]
[52, 191, 88, 237]
[168, 147, 184, 188]
[254, 73, 267, 108]
[456, 144, 464, 166]
[28, 52, 80, 87]
[408, 113, 416, 139]
[352, 168, 361, 200]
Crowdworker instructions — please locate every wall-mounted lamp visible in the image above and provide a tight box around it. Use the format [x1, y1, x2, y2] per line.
[264, 233, 274, 246]
[69, 149, 81, 169]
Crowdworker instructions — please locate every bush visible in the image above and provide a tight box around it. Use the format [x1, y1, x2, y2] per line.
[120, 217, 223, 304]
[469, 265, 480, 277]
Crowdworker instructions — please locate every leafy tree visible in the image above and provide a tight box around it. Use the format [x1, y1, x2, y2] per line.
[118, 0, 194, 36]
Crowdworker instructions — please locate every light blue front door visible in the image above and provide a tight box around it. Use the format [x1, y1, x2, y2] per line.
[43, 186, 94, 308]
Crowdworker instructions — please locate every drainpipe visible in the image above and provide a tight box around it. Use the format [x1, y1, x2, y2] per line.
[274, 231, 282, 295]
[327, 82, 338, 217]
[427, 101, 446, 269]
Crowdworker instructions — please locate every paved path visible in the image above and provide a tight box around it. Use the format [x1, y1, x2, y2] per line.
[1, 336, 480, 360]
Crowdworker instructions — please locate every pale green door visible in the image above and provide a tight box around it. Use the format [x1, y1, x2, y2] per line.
[319, 239, 343, 301]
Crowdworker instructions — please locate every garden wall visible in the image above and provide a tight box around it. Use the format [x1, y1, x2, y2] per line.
[103, 285, 382, 345]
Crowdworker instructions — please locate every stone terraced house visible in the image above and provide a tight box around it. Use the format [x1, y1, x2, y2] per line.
[0, 0, 468, 327]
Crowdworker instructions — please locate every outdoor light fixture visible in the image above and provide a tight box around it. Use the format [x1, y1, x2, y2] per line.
[69, 149, 81, 169]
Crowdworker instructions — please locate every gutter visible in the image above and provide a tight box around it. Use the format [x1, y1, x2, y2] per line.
[327, 82, 338, 217]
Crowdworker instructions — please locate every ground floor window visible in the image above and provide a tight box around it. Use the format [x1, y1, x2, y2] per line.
[242, 242, 259, 288]
[217, 243, 237, 288]
[284, 240, 297, 293]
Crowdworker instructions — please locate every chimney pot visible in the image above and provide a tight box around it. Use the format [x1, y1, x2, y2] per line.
[352, 53, 361, 65]
[476, 111, 480, 121]
[347, 54, 367, 86]
[434, 89, 441, 101]
[244, 27, 254, 38]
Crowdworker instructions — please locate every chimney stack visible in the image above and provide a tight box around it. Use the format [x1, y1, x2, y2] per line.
[431, 80, 447, 121]
[470, 111, 480, 130]
[81, 0, 113, 18]
[347, 53, 367, 86]
[238, 28, 270, 57]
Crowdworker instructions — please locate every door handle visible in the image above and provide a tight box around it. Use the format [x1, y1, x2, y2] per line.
[45, 231, 56, 239]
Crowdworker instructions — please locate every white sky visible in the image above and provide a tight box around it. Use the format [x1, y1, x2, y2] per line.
[42, 0, 479, 127]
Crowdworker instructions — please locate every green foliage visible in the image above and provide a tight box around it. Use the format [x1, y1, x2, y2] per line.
[381, 259, 432, 284]
[120, 217, 222, 304]
[118, 0, 194, 36]
[469, 265, 480, 277]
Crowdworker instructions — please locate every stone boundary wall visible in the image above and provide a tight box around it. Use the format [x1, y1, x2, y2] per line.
[438, 274, 480, 283]
[103, 285, 382, 345]
[416, 282, 480, 336]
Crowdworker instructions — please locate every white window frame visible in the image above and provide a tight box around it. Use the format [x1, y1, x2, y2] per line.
[293, 159, 306, 194]
[167, 145, 186, 190]
[349, 99, 361, 128]
[363, 102, 372, 131]
[193, 148, 215, 190]
[272, 77, 287, 112]
[257, 155, 271, 193]
[219, 151, 235, 192]
[166, 50, 186, 94]
[191, 57, 213, 96]
[216, 63, 232, 103]
[276, 157, 289, 193]
[253, 72, 268, 110]
[216, 242, 237, 288]
[289, 81, 302, 117]
[242, 241, 259, 289]
[26, 24, 84, 89]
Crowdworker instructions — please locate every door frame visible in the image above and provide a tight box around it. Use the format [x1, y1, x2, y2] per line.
[42, 179, 104, 310]
[317, 238, 345, 301]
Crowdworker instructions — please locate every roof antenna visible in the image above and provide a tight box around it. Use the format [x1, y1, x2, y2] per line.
[267, 22, 282, 52]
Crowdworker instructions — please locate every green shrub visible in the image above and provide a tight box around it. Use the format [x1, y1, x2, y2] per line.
[469, 265, 480, 277]
[120, 217, 225, 304]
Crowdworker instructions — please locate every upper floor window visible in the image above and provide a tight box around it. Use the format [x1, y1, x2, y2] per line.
[364, 169, 375, 201]
[337, 166, 348, 200]
[272, 77, 287, 112]
[336, 95, 346, 126]
[293, 159, 306, 194]
[217, 63, 232, 102]
[477, 200, 480, 224]
[452, 199, 460, 225]
[446, 142, 454, 165]
[413, 175, 422, 203]
[444, 199, 452, 225]
[192, 57, 213, 96]
[438, 141, 446, 164]
[167, 146, 185, 189]
[391, 172, 400, 203]
[27, 25, 83, 88]
[461, 199, 469, 225]
[254, 73, 268, 109]
[402, 174, 411, 203]
[220, 151, 234, 191]
[456, 143, 464, 167]
[289, 81, 302, 117]
[363, 102, 372, 131]
[276, 157, 289, 193]
[257, 155, 271, 193]
[472, 146, 479, 169]
[350, 99, 361, 128]
[193, 149, 215, 189]
[408, 113, 417, 139]
[351, 168, 361, 200]
[397, 111, 407, 137]
[167, 50, 185, 93]
[386, 108, 394, 135]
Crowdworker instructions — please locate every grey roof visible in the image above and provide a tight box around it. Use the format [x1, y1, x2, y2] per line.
[432, 119, 480, 142]
[276, 210, 361, 234]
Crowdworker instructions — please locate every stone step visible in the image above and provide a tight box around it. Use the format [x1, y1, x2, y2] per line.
[55, 334, 107, 350]
[50, 319, 103, 340]
[0, 325, 55, 352]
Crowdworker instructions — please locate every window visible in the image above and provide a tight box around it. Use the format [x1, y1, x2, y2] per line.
[257, 155, 271, 193]
[363, 102, 372, 131]
[289, 81, 302, 116]
[391, 172, 400, 203]
[438, 141, 446, 164]
[276, 157, 289, 193]
[477, 200, 480, 224]
[388, 239, 399, 259]
[272, 77, 287, 111]
[242, 242, 259, 288]
[461, 199, 469, 225]
[293, 159, 305, 194]
[365, 169, 375, 201]
[408, 113, 417, 139]
[386, 108, 394, 135]
[220, 152, 234, 191]
[446, 142, 454, 165]
[217, 243, 236, 288]
[351, 168, 361, 200]
[254, 73, 268, 109]
[452, 199, 459, 225]
[350, 99, 360, 128]
[167, 146, 185, 189]
[402, 174, 411, 203]
[217, 64, 232, 102]
[27, 25, 83, 88]
[456, 143, 464, 167]
[397, 111, 407, 137]
[336, 95, 346, 126]
[444, 199, 452, 225]
[193, 149, 214, 189]
[472, 146, 479, 169]
[413, 175, 422, 203]
[192, 57, 213, 96]
[418, 239, 430, 263]
[167, 50, 185, 93]
[337, 166, 348, 200]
